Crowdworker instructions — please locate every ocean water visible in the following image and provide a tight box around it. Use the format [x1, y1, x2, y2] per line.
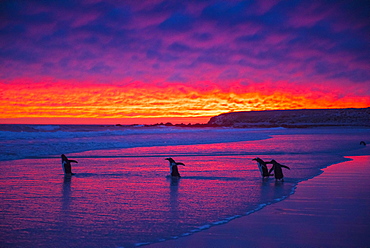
[0, 125, 369, 248]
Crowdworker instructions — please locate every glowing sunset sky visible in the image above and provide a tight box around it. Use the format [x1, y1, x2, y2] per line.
[1, 0, 369, 124]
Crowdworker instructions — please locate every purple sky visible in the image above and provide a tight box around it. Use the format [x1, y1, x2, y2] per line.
[1, 0, 368, 83]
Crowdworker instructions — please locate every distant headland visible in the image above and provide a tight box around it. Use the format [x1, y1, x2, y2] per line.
[207, 108, 370, 128]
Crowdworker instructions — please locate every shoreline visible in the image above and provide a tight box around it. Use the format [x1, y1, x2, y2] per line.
[146, 152, 370, 247]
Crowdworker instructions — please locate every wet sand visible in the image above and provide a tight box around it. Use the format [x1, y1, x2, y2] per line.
[147, 155, 370, 247]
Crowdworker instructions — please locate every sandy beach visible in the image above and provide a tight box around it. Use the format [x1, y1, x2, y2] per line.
[147, 154, 370, 248]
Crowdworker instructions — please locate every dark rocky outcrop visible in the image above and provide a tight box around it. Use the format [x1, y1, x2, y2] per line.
[207, 108, 370, 128]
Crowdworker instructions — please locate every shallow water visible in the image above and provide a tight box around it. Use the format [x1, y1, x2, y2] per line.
[0, 126, 369, 247]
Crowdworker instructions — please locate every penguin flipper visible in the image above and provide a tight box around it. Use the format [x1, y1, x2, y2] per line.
[176, 162, 185, 166]
[69, 160, 78, 163]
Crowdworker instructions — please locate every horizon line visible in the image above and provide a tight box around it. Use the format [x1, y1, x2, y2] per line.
[0, 116, 213, 125]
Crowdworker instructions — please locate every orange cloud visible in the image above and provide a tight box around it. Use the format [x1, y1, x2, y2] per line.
[1, 80, 369, 124]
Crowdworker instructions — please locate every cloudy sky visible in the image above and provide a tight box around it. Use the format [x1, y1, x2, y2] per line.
[1, 0, 369, 124]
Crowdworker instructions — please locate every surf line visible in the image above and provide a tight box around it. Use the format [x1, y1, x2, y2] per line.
[134, 183, 298, 247]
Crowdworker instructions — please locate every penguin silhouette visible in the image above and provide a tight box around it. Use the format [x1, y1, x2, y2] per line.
[61, 154, 78, 175]
[252, 157, 273, 178]
[268, 159, 290, 181]
[165, 158, 185, 177]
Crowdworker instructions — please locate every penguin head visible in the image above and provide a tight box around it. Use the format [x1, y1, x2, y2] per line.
[165, 157, 174, 162]
[252, 157, 262, 162]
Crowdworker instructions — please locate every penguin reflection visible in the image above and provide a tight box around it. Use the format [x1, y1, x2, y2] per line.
[62, 175, 72, 210]
[168, 177, 180, 220]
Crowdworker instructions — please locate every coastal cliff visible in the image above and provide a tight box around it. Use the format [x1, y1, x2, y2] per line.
[207, 108, 370, 127]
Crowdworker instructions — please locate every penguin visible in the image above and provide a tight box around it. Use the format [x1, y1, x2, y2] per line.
[165, 158, 185, 178]
[268, 159, 290, 181]
[61, 154, 78, 175]
[252, 157, 273, 178]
